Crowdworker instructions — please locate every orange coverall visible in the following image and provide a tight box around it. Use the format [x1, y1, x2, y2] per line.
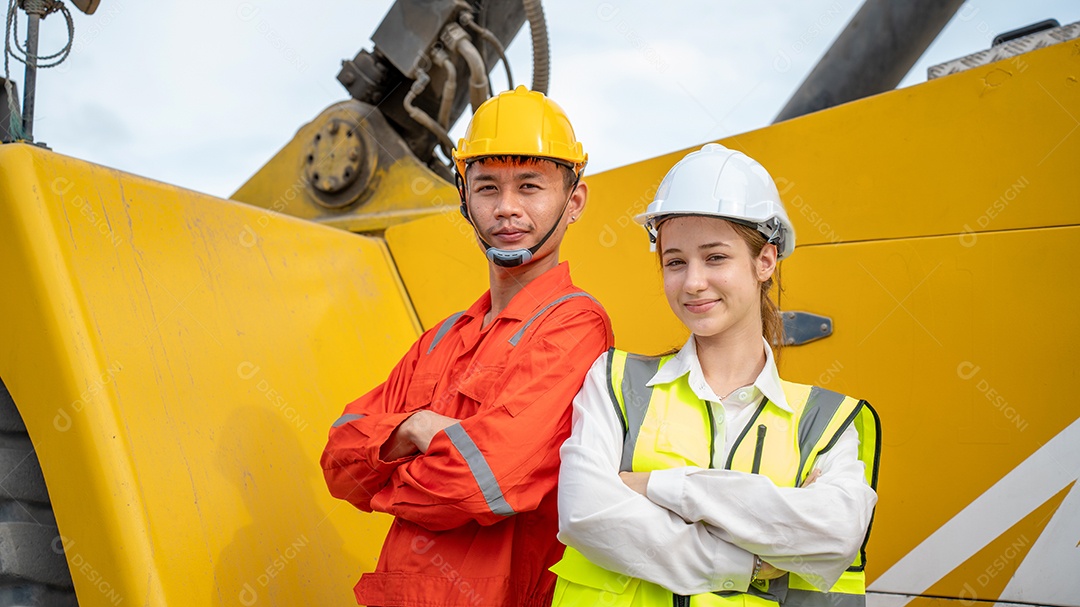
[322, 262, 613, 607]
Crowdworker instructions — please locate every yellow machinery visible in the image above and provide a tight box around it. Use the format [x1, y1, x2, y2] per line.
[0, 3, 1077, 607]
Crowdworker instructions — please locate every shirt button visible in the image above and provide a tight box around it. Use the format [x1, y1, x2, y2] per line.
[723, 580, 735, 589]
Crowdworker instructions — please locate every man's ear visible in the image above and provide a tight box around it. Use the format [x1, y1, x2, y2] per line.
[567, 179, 588, 222]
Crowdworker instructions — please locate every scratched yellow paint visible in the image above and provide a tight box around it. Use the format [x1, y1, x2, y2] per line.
[230, 100, 461, 234]
[0, 144, 415, 606]
[0, 33, 1076, 607]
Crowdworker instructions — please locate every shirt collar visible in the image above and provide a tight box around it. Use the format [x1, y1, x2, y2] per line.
[647, 335, 792, 413]
[461, 261, 574, 323]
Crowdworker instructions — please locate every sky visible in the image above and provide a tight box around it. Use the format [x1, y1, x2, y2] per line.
[13, 0, 1080, 198]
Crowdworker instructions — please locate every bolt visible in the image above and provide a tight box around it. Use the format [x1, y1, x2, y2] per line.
[328, 122, 340, 135]
[820, 323, 829, 333]
[348, 149, 359, 162]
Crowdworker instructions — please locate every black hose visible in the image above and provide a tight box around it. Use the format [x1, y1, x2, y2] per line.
[522, 0, 549, 94]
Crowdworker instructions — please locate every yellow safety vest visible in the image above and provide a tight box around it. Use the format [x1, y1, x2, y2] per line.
[551, 349, 881, 607]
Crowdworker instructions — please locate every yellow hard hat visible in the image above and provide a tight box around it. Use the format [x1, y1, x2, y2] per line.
[453, 85, 587, 179]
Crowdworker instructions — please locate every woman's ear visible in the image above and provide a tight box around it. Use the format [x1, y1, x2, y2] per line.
[756, 242, 778, 281]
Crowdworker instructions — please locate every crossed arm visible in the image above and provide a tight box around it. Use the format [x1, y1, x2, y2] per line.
[557, 353, 877, 594]
[322, 308, 612, 529]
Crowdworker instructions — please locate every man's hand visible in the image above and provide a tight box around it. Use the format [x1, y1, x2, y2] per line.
[380, 410, 460, 461]
[619, 471, 651, 495]
[402, 410, 460, 453]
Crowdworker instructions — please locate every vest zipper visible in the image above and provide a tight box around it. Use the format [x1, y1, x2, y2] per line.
[673, 595, 690, 607]
[751, 424, 767, 474]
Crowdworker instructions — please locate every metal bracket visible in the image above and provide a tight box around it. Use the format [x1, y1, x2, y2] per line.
[928, 20, 1080, 79]
[304, 117, 375, 209]
[781, 311, 833, 346]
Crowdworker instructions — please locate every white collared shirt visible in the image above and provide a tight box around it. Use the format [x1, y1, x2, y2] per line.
[557, 336, 878, 595]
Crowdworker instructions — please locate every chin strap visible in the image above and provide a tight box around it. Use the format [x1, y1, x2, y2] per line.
[457, 169, 582, 268]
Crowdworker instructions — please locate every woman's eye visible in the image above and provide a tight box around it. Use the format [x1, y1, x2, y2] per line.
[663, 258, 685, 268]
[707, 254, 728, 262]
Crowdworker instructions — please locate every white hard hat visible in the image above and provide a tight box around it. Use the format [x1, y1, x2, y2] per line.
[633, 143, 796, 259]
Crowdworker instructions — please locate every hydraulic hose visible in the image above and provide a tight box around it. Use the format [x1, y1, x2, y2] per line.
[432, 47, 457, 128]
[460, 11, 513, 90]
[403, 67, 455, 157]
[522, 0, 549, 94]
[442, 22, 489, 113]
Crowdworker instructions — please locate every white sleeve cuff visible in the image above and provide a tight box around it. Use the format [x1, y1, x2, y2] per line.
[646, 467, 688, 517]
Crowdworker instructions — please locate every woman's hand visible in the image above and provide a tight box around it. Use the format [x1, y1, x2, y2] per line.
[800, 468, 822, 487]
[756, 560, 786, 580]
[747, 472, 820, 582]
[620, 471, 789, 584]
[619, 471, 651, 495]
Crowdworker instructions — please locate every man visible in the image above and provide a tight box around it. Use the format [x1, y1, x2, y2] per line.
[321, 86, 614, 607]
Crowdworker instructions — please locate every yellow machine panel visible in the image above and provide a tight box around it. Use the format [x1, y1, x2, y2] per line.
[0, 144, 418, 606]
[782, 228, 1079, 601]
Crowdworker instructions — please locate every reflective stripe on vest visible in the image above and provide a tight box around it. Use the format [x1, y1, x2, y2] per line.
[552, 349, 880, 607]
[609, 349, 665, 471]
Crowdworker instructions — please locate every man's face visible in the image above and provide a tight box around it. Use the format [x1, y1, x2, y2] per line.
[463, 158, 585, 260]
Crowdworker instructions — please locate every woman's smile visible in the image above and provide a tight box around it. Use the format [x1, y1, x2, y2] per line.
[684, 298, 720, 314]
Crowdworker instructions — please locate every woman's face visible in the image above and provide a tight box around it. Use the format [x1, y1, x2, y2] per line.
[659, 216, 776, 343]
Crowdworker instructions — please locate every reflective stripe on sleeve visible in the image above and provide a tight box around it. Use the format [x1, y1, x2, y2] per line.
[332, 413, 366, 428]
[443, 423, 516, 517]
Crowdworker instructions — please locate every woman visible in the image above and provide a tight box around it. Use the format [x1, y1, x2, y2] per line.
[551, 144, 880, 607]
